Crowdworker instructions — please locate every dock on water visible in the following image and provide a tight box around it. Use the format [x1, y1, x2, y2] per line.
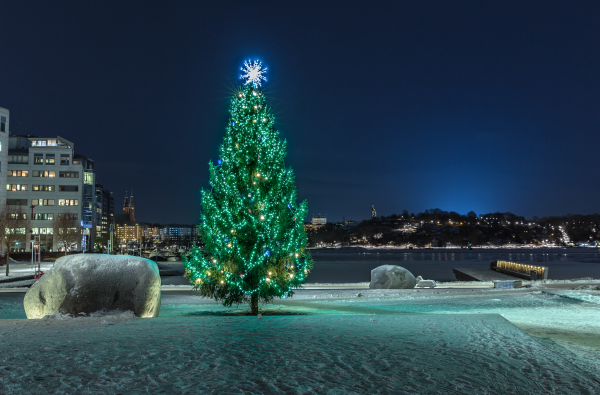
[452, 268, 523, 282]
[454, 260, 549, 282]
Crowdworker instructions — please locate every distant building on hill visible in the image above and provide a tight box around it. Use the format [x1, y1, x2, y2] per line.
[312, 215, 326, 226]
[372, 205, 377, 218]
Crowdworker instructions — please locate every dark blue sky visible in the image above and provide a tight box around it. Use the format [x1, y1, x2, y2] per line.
[1, 1, 599, 223]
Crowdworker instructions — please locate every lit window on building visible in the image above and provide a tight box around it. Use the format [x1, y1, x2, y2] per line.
[32, 171, 56, 178]
[6, 184, 28, 191]
[8, 170, 28, 177]
[59, 199, 79, 206]
[32, 199, 55, 206]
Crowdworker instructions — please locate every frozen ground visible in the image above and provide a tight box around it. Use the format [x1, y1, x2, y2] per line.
[0, 261, 55, 278]
[1, 285, 600, 393]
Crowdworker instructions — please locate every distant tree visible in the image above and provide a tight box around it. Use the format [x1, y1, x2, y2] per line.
[0, 206, 29, 276]
[466, 211, 478, 224]
[53, 212, 82, 255]
[468, 230, 483, 246]
[451, 233, 464, 247]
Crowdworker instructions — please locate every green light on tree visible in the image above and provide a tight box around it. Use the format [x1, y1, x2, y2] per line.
[184, 62, 313, 314]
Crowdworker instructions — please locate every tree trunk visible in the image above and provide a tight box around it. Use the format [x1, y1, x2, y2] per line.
[5, 250, 9, 277]
[251, 294, 258, 315]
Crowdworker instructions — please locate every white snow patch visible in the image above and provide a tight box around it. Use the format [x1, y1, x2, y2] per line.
[40, 309, 137, 320]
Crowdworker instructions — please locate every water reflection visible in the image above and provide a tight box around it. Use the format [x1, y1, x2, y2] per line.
[308, 248, 600, 281]
[327, 249, 599, 264]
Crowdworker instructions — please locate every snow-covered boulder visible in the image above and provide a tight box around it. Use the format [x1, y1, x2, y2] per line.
[369, 265, 417, 289]
[415, 279, 437, 288]
[24, 254, 161, 319]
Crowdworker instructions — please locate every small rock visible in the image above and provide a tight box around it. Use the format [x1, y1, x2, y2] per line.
[257, 314, 263, 319]
[415, 279, 437, 288]
[356, 293, 362, 297]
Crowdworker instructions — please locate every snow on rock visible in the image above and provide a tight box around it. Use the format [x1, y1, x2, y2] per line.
[415, 279, 437, 288]
[369, 265, 416, 289]
[23, 254, 161, 319]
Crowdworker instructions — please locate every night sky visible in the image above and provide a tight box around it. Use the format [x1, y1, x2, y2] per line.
[2, 1, 599, 224]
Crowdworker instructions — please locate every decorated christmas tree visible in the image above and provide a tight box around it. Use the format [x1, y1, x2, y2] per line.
[184, 60, 313, 314]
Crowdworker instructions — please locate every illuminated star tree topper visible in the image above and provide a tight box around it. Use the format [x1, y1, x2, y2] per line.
[240, 60, 267, 88]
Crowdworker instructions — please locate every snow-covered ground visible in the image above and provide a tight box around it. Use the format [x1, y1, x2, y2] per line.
[0, 261, 55, 278]
[1, 285, 600, 393]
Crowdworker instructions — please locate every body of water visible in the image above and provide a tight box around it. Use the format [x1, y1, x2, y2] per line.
[307, 247, 600, 282]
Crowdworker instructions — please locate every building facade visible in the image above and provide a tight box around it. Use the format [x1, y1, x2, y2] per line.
[157, 224, 198, 246]
[95, 183, 114, 249]
[111, 191, 198, 248]
[123, 191, 135, 223]
[6, 135, 96, 251]
[114, 190, 138, 249]
[114, 223, 143, 247]
[0, 108, 10, 214]
[312, 215, 327, 226]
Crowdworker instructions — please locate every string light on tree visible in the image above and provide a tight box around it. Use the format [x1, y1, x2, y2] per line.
[183, 60, 313, 315]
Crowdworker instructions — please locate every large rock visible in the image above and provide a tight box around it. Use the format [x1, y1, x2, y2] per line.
[369, 265, 417, 289]
[24, 254, 161, 319]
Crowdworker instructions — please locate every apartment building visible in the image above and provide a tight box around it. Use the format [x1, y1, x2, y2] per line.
[0, 108, 10, 210]
[6, 135, 96, 251]
[95, 183, 114, 248]
[157, 224, 198, 246]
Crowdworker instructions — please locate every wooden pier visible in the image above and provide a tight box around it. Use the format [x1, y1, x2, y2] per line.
[452, 268, 523, 282]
